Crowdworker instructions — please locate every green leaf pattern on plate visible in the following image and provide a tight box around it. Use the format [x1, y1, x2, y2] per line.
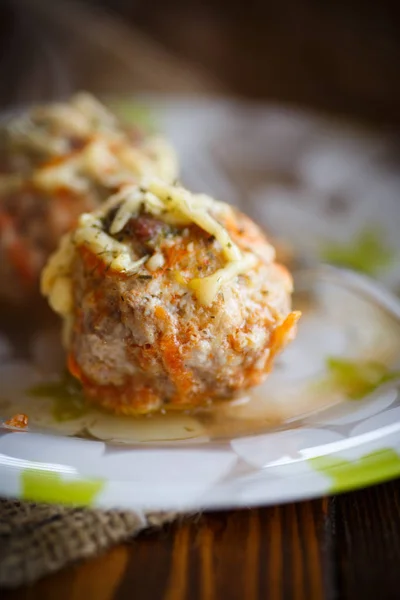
[21, 470, 104, 505]
[310, 449, 400, 493]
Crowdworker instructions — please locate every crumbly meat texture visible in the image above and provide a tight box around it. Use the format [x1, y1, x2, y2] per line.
[0, 185, 97, 303]
[0, 93, 178, 303]
[55, 199, 299, 414]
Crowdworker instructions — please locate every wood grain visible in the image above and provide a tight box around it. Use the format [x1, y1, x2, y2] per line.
[4, 545, 130, 600]
[334, 481, 400, 600]
[4, 483, 400, 599]
[114, 501, 329, 600]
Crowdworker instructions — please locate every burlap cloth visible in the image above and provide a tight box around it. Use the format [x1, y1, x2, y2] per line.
[0, 498, 176, 589]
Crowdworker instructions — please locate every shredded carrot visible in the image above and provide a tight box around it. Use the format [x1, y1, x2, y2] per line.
[0, 212, 36, 283]
[154, 305, 196, 400]
[8, 239, 35, 283]
[79, 245, 110, 278]
[160, 333, 194, 395]
[5, 413, 28, 429]
[40, 146, 87, 169]
[163, 243, 189, 269]
[67, 352, 82, 381]
[265, 311, 301, 372]
[154, 305, 168, 320]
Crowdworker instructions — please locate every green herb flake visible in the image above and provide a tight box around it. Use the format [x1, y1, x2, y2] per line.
[137, 275, 153, 280]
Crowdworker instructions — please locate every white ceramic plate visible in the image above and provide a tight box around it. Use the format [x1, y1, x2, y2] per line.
[1, 99, 400, 510]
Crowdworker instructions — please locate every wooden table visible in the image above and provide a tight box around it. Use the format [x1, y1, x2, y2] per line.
[4, 479, 400, 600]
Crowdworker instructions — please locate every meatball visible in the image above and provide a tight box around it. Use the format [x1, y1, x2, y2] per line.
[42, 179, 300, 414]
[0, 93, 178, 303]
[0, 92, 173, 175]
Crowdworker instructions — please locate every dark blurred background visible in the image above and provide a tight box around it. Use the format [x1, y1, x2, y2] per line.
[0, 0, 399, 127]
[109, 0, 400, 126]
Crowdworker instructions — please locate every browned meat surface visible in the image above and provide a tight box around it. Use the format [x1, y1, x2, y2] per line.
[42, 181, 299, 414]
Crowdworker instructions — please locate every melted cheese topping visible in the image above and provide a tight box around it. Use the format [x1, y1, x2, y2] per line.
[5, 93, 120, 159]
[41, 217, 148, 321]
[32, 136, 178, 194]
[146, 180, 242, 263]
[41, 233, 75, 317]
[3, 93, 178, 194]
[188, 252, 259, 306]
[74, 213, 149, 273]
[88, 179, 261, 305]
[33, 155, 87, 193]
[70, 92, 118, 132]
[141, 137, 179, 183]
[42, 179, 267, 314]
[147, 252, 165, 271]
